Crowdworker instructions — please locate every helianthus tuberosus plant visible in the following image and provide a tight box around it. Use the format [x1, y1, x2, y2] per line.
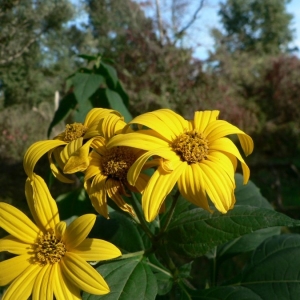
[1, 106, 300, 299]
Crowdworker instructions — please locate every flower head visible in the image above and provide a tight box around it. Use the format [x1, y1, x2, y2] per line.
[23, 108, 122, 183]
[84, 113, 150, 218]
[107, 109, 254, 222]
[0, 174, 121, 299]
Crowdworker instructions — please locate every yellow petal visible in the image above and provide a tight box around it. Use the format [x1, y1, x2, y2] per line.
[61, 252, 110, 295]
[178, 164, 210, 211]
[23, 140, 66, 179]
[193, 110, 220, 132]
[64, 214, 96, 250]
[129, 109, 188, 140]
[133, 173, 150, 193]
[0, 235, 32, 255]
[209, 137, 250, 184]
[84, 151, 104, 181]
[0, 254, 32, 286]
[0, 202, 39, 244]
[55, 221, 67, 238]
[2, 263, 41, 300]
[60, 138, 83, 164]
[64, 138, 95, 174]
[142, 161, 186, 222]
[72, 238, 121, 261]
[32, 264, 53, 300]
[53, 263, 81, 300]
[25, 174, 60, 231]
[204, 120, 254, 156]
[99, 113, 127, 139]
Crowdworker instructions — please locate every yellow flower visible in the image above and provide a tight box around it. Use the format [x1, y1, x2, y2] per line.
[23, 108, 122, 183]
[107, 109, 254, 222]
[0, 174, 121, 299]
[84, 113, 151, 218]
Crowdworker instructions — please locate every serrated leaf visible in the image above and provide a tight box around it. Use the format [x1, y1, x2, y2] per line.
[237, 234, 300, 300]
[165, 206, 300, 258]
[73, 73, 105, 103]
[82, 256, 158, 300]
[105, 89, 132, 122]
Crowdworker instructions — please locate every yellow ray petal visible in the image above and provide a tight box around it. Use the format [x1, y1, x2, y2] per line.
[99, 113, 127, 139]
[0, 235, 32, 255]
[61, 252, 110, 295]
[84, 151, 104, 181]
[204, 120, 254, 156]
[60, 138, 83, 164]
[142, 161, 186, 222]
[133, 173, 150, 193]
[72, 238, 121, 261]
[127, 147, 178, 185]
[107, 131, 169, 150]
[64, 214, 96, 250]
[25, 174, 59, 231]
[2, 263, 41, 300]
[32, 264, 53, 300]
[193, 110, 220, 133]
[0, 254, 32, 286]
[23, 140, 67, 178]
[178, 164, 210, 211]
[53, 263, 81, 300]
[209, 137, 250, 184]
[0, 203, 39, 244]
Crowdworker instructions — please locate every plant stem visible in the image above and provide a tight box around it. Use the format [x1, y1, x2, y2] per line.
[130, 192, 154, 239]
[210, 246, 217, 287]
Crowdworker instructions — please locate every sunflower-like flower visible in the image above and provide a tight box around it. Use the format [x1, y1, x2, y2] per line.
[0, 174, 121, 299]
[84, 113, 152, 218]
[23, 108, 122, 183]
[107, 109, 254, 222]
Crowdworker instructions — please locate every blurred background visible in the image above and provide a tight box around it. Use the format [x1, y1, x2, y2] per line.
[0, 0, 299, 219]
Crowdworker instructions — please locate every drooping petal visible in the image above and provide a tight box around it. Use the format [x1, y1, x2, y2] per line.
[72, 238, 121, 261]
[60, 138, 83, 165]
[99, 113, 127, 139]
[32, 263, 53, 300]
[177, 164, 210, 211]
[0, 202, 39, 244]
[209, 137, 250, 184]
[61, 252, 110, 295]
[86, 173, 109, 218]
[0, 235, 32, 255]
[53, 263, 81, 300]
[23, 140, 67, 179]
[193, 110, 220, 133]
[200, 161, 235, 213]
[127, 147, 179, 186]
[25, 174, 60, 231]
[107, 131, 169, 151]
[84, 151, 104, 181]
[64, 138, 96, 174]
[2, 263, 41, 300]
[133, 173, 150, 193]
[64, 214, 96, 250]
[142, 161, 186, 222]
[106, 178, 135, 216]
[0, 254, 32, 286]
[204, 120, 254, 156]
[129, 109, 188, 140]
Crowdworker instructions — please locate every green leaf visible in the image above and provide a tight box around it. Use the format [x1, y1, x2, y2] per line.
[82, 256, 158, 300]
[237, 234, 300, 299]
[217, 174, 280, 257]
[73, 73, 105, 103]
[164, 206, 300, 258]
[100, 62, 118, 88]
[47, 92, 77, 137]
[105, 89, 132, 122]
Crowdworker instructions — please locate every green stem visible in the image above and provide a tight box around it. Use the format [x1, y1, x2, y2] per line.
[156, 189, 180, 239]
[119, 250, 145, 260]
[130, 192, 154, 239]
[146, 262, 173, 278]
[210, 246, 217, 287]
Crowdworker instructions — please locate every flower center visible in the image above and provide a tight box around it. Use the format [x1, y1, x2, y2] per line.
[34, 230, 66, 264]
[63, 123, 88, 142]
[171, 130, 209, 164]
[101, 147, 136, 180]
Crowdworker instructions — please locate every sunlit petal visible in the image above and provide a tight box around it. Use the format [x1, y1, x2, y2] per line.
[60, 138, 83, 164]
[64, 214, 96, 250]
[0, 254, 32, 286]
[142, 161, 186, 222]
[84, 151, 103, 181]
[0, 202, 39, 244]
[25, 174, 60, 231]
[72, 238, 121, 261]
[32, 264, 53, 300]
[193, 110, 220, 132]
[61, 252, 110, 295]
[0, 235, 32, 255]
[100, 113, 127, 139]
